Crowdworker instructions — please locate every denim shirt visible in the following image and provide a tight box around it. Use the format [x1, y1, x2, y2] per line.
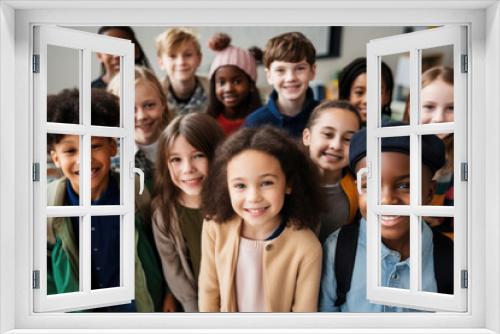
[319, 218, 437, 312]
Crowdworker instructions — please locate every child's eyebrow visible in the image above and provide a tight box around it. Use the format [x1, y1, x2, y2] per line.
[229, 174, 278, 182]
[393, 174, 410, 181]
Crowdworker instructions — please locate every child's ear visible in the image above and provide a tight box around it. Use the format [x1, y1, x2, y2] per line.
[423, 180, 436, 205]
[310, 64, 317, 80]
[157, 56, 165, 71]
[110, 139, 118, 157]
[302, 128, 311, 147]
[285, 185, 292, 195]
[96, 52, 104, 63]
[49, 150, 60, 168]
[264, 68, 273, 85]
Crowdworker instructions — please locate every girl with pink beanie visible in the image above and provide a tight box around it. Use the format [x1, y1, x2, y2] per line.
[206, 33, 262, 136]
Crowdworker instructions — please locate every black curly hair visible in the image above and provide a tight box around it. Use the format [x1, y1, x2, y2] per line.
[47, 88, 120, 151]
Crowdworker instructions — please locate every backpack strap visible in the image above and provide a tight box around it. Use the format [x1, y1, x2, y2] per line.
[334, 220, 360, 307]
[432, 229, 454, 295]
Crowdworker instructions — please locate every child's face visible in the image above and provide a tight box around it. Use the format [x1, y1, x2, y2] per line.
[158, 41, 201, 84]
[265, 59, 316, 103]
[349, 73, 390, 123]
[214, 65, 251, 113]
[135, 81, 165, 145]
[50, 135, 117, 200]
[303, 108, 359, 178]
[167, 135, 209, 205]
[227, 149, 290, 232]
[96, 29, 128, 78]
[356, 152, 434, 243]
[420, 79, 454, 128]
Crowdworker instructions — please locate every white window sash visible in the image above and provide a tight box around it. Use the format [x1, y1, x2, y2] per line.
[365, 25, 468, 312]
[32, 25, 135, 313]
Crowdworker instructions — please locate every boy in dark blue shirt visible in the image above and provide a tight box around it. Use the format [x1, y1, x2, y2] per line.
[244, 32, 319, 138]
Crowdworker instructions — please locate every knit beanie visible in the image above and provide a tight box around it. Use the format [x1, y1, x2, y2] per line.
[208, 33, 257, 82]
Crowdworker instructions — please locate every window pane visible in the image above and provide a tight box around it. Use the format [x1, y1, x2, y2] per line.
[379, 215, 410, 290]
[419, 45, 454, 125]
[378, 136, 411, 206]
[91, 51, 121, 127]
[47, 45, 80, 124]
[89, 136, 121, 205]
[421, 134, 454, 207]
[90, 215, 121, 290]
[381, 52, 410, 124]
[420, 216, 454, 294]
[47, 216, 80, 295]
[47, 133, 81, 206]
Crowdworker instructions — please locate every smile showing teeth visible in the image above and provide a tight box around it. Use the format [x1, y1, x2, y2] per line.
[245, 206, 269, 217]
[380, 215, 403, 227]
[91, 167, 100, 178]
[182, 177, 203, 186]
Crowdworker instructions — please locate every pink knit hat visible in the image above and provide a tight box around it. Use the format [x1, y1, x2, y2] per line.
[208, 33, 257, 82]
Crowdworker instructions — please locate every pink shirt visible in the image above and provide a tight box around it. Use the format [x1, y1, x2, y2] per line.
[235, 237, 266, 312]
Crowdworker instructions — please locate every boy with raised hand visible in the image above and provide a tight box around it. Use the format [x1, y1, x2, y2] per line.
[46, 88, 166, 312]
[244, 32, 319, 138]
[319, 121, 453, 312]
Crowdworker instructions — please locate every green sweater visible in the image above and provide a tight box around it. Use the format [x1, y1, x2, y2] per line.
[46, 174, 166, 312]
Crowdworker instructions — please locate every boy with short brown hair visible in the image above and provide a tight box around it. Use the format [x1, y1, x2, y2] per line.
[244, 32, 319, 138]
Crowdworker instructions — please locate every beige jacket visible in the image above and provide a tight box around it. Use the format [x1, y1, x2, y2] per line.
[198, 217, 322, 312]
[152, 207, 198, 312]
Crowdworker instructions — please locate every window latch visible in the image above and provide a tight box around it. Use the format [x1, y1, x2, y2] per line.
[130, 162, 144, 195]
[356, 163, 371, 195]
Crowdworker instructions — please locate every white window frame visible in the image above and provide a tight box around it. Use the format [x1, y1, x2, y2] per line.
[364, 25, 467, 312]
[0, 1, 498, 333]
[32, 25, 136, 312]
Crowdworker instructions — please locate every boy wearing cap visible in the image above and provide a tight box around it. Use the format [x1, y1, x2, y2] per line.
[244, 32, 319, 138]
[319, 121, 453, 312]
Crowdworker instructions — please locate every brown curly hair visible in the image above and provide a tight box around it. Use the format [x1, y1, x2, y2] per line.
[202, 126, 324, 230]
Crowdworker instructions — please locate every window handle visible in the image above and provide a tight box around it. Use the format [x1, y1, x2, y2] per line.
[356, 164, 371, 195]
[130, 162, 145, 195]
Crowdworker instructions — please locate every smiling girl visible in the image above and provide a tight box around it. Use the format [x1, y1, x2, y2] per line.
[151, 113, 224, 312]
[302, 100, 362, 242]
[199, 126, 323, 312]
[206, 33, 262, 136]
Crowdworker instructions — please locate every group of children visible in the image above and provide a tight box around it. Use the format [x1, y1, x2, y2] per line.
[47, 26, 456, 313]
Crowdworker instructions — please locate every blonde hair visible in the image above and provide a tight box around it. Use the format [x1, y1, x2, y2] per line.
[422, 65, 454, 177]
[108, 66, 173, 124]
[155, 27, 201, 57]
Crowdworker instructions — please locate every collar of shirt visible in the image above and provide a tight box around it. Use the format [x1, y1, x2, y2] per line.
[266, 87, 316, 123]
[65, 173, 119, 206]
[358, 217, 433, 264]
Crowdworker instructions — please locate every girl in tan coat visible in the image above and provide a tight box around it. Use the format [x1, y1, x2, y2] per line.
[199, 126, 324, 312]
[151, 113, 224, 312]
